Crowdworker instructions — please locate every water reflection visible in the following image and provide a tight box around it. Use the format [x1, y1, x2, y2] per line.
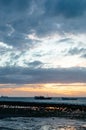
[57, 126, 85, 130]
[41, 125, 85, 130]
[58, 126, 77, 130]
[0, 117, 86, 130]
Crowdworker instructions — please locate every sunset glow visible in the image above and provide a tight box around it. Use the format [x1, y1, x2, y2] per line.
[0, 83, 86, 97]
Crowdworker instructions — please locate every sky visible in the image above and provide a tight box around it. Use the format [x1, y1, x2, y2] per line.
[0, 0, 86, 97]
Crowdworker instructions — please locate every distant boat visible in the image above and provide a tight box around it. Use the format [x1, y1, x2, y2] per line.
[62, 97, 77, 100]
[0, 96, 8, 98]
[34, 96, 52, 100]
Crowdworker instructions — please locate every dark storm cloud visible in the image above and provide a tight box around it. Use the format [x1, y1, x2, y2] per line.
[0, 0, 86, 49]
[0, 0, 32, 25]
[10, 0, 86, 41]
[81, 54, 86, 58]
[58, 38, 72, 43]
[0, 67, 86, 84]
[27, 61, 43, 68]
[45, 0, 86, 18]
[0, 0, 31, 15]
[67, 47, 86, 58]
[0, 0, 35, 48]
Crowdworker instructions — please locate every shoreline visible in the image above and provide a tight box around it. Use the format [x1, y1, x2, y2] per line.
[0, 101, 86, 119]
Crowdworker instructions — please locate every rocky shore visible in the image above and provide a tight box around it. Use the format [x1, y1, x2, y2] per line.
[0, 101, 86, 119]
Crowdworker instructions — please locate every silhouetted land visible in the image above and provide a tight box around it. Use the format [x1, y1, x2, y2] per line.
[0, 101, 86, 119]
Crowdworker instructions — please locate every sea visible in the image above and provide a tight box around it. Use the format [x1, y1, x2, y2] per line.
[0, 97, 86, 105]
[0, 117, 86, 130]
[0, 97, 86, 130]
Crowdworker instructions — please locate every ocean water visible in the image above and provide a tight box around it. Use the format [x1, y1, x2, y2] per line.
[0, 97, 86, 105]
[0, 117, 86, 130]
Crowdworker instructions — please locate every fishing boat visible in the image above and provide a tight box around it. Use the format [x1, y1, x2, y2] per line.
[34, 96, 52, 100]
[0, 96, 8, 98]
[61, 97, 77, 100]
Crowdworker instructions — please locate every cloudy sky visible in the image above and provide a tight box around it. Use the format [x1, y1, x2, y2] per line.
[0, 0, 86, 97]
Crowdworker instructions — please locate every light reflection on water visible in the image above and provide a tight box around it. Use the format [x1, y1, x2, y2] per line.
[40, 125, 85, 130]
[0, 117, 86, 130]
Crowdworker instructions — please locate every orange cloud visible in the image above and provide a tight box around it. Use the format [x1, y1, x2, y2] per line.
[0, 83, 86, 97]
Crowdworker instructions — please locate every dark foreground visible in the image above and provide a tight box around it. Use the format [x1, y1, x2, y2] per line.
[0, 101, 86, 119]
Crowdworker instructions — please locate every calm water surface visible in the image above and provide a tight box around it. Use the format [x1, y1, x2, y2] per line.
[0, 97, 86, 105]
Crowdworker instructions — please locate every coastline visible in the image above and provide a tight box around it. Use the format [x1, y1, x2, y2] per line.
[0, 101, 86, 119]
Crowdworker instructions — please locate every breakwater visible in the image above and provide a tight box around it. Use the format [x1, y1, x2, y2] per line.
[0, 101, 86, 119]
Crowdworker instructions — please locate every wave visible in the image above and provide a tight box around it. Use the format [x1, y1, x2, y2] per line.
[0, 117, 86, 130]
